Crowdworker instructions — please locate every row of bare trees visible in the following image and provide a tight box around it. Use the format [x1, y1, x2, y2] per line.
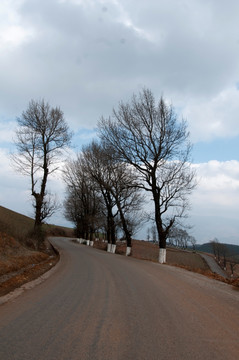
[168, 226, 197, 250]
[97, 89, 196, 262]
[11, 89, 197, 262]
[63, 142, 144, 255]
[210, 239, 238, 277]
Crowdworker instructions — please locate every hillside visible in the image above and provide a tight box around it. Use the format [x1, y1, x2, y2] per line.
[0, 205, 73, 297]
[0, 205, 73, 241]
[196, 242, 239, 259]
[0, 206, 35, 241]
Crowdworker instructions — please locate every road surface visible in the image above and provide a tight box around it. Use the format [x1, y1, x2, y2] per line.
[0, 238, 239, 360]
[200, 253, 228, 278]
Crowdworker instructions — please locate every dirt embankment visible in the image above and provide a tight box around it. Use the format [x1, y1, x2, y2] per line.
[0, 232, 59, 297]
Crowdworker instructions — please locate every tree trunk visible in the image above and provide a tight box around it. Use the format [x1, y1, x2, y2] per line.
[117, 201, 132, 251]
[126, 247, 131, 256]
[32, 194, 45, 249]
[34, 194, 43, 228]
[152, 188, 167, 263]
[159, 248, 166, 263]
[111, 244, 116, 253]
[108, 206, 116, 245]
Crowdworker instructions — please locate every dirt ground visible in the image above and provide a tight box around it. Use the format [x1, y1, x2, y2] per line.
[0, 233, 59, 297]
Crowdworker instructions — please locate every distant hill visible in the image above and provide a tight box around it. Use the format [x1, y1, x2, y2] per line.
[196, 242, 239, 258]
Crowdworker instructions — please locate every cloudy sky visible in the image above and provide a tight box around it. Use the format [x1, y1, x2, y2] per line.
[0, 0, 239, 245]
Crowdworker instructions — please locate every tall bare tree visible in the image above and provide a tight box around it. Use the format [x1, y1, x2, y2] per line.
[63, 154, 104, 240]
[12, 99, 72, 247]
[99, 88, 196, 263]
[81, 141, 118, 252]
[210, 238, 220, 261]
[82, 141, 144, 254]
[189, 235, 197, 252]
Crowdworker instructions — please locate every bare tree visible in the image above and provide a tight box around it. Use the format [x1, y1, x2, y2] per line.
[151, 225, 157, 243]
[63, 154, 104, 240]
[210, 238, 220, 262]
[81, 141, 118, 252]
[82, 141, 144, 255]
[168, 226, 190, 249]
[12, 99, 72, 247]
[219, 243, 228, 270]
[227, 256, 238, 278]
[189, 235, 197, 252]
[99, 88, 196, 263]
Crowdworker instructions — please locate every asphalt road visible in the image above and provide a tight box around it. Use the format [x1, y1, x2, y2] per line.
[200, 253, 228, 278]
[0, 238, 239, 360]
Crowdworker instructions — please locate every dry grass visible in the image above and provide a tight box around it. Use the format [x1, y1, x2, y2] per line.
[0, 231, 59, 296]
[0, 205, 74, 241]
[0, 206, 35, 242]
[0, 206, 69, 296]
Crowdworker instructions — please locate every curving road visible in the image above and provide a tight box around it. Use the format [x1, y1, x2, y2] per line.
[200, 253, 228, 278]
[0, 238, 239, 360]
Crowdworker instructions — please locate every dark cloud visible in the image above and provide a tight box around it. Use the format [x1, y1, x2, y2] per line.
[1, 0, 239, 137]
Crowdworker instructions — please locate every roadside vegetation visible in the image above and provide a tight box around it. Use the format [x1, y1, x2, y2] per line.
[0, 205, 73, 296]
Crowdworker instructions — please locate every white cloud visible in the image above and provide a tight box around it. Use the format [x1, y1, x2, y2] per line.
[182, 86, 239, 142]
[0, 148, 32, 216]
[1, 0, 238, 134]
[0, 0, 34, 50]
[192, 160, 239, 212]
[189, 160, 239, 243]
[0, 121, 16, 144]
[0, 0, 239, 141]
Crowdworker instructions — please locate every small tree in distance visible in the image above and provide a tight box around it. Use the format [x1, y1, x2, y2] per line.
[12, 99, 72, 248]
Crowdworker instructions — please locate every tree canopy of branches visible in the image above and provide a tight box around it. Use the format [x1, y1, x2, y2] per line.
[12, 99, 72, 247]
[81, 141, 144, 254]
[99, 88, 196, 263]
[63, 154, 104, 240]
